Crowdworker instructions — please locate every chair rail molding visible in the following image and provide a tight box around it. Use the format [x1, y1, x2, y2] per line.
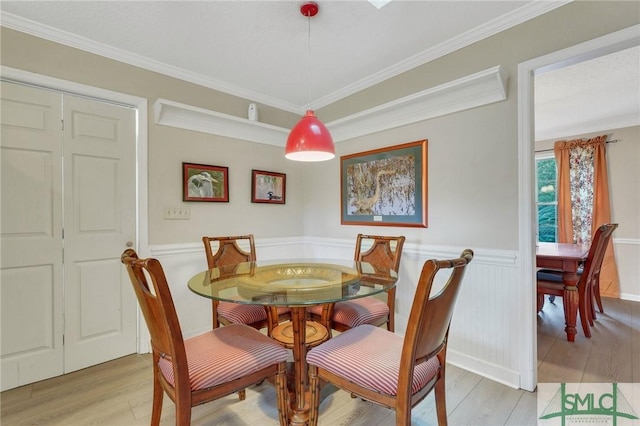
[153, 65, 508, 145]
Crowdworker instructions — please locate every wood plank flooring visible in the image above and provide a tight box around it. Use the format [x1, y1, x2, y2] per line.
[2, 297, 637, 425]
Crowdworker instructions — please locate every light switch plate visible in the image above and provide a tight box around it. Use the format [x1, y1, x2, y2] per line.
[164, 206, 190, 220]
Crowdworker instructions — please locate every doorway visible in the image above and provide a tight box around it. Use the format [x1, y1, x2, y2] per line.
[517, 25, 640, 391]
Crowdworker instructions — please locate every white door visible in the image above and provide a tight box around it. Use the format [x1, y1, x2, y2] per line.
[62, 94, 137, 372]
[1, 82, 65, 389]
[0, 82, 138, 390]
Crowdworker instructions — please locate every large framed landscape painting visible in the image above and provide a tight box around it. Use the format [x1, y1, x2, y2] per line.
[341, 140, 427, 227]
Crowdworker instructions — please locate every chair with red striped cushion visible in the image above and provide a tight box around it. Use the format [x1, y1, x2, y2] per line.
[309, 234, 405, 333]
[121, 249, 289, 426]
[307, 249, 474, 426]
[203, 235, 291, 335]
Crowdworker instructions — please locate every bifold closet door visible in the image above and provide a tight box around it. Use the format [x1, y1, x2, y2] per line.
[0, 81, 138, 390]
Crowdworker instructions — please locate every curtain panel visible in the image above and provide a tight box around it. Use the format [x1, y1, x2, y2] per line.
[554, 135, 619, 297]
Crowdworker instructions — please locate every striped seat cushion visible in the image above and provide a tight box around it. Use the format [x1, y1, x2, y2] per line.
[306, 324, 440, 396]
[332, 297, 389, 328]
[218, 302, 268, 325]
[158, 324, 288, 391]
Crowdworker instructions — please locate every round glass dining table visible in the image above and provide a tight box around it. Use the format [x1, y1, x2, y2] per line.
[188, 259, 397, 426]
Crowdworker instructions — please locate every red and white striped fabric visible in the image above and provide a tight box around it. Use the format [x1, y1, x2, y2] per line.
[331, 297, 389, 328]
[217, 302, 268, 324]
[218, 302, 290, 325]
[158, 324, 288, 391]
[306, 324, 440, 396]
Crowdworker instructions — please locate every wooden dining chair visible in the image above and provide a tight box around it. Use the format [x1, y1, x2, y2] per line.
[120, 249, 289, 426]
[309, 234, 405, 333]
[306, 249, 474, 426]
[202, 235, 290, 334]
[537, 223, 618, 337]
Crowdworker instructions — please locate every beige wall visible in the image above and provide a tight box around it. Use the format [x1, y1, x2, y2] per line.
[305, 1, 640, 250]
[536, 126, 640, 298]
[1, 1, 638, 250]
[1, 27, 305, 245]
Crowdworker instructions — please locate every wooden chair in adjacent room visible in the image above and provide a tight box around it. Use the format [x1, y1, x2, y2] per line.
[121, 249, 289, 426]
[202, 235, 290, 335]
[309, 234, 405, 333]
[306, 249, 474, 426]
[536, 223, 618, 337]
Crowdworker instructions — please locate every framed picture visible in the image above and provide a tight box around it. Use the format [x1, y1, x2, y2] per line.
[341, 139, 427, 227]
[251, 170, 286, 204]
[183, 162, 229, 202]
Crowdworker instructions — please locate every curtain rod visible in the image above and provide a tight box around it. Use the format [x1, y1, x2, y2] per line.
[535, 139, 619, 154]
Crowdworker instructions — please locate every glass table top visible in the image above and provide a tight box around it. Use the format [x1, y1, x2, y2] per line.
[188, 259, 398, 306]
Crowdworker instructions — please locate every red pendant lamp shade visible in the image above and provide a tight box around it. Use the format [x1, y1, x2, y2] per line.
[285, 2, 335, 162]
[285, 110, 335, 161]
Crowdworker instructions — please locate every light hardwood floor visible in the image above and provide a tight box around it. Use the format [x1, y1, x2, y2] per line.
[1, 297, 637, 425]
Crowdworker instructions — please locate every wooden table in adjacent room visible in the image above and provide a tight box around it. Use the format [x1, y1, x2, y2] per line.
[536, 242, 590, 342]
[188, 259, 397, 426]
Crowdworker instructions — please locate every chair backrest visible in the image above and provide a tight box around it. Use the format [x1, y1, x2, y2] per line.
[354, 234, 405, 273]
[400, 249, 473, 388]
[580, 223, 618, 287]
[120, 249, 189, 389]
[203, 235, 256, 269]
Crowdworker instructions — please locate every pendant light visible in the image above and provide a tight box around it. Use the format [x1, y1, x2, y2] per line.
[285, 1, 335, 162]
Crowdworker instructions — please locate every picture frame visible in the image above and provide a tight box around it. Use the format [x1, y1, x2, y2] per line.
[183, 162, 229, 202]
[251, 170, 286, 204]
[341, 139, 427, 227]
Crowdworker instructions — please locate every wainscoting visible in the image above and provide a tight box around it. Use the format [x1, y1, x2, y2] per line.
[148, 236, 524, 390]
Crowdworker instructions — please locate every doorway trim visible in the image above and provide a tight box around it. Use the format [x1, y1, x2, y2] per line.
[517, 24, 640, 391]
[1, 65, 150, 353]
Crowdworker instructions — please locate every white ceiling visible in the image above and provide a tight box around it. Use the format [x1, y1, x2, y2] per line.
[1, 1, 638, 140]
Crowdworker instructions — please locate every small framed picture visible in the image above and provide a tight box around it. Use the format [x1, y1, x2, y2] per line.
[183, 162, 229, 202]
[251, 170, 286, 204]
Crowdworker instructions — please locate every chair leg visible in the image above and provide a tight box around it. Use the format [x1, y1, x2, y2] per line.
[175, 400, 192, 426]
[587, 282, 595, 326]
[434, 375, 448, 426]
[536, 294, 544, 312]
[593, 274, 605, 313]
[578, 283, 591, 338]
[238, 389, 246, 400]
[151, 362, 164, 426]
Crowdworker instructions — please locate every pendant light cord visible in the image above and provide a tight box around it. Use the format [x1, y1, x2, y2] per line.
[306, 11, 311, 110]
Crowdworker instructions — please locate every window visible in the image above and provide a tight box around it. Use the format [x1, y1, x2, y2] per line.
[536, 154, 557, 242]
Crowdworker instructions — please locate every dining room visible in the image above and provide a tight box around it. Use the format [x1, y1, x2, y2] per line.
[1, 1, 639, 425]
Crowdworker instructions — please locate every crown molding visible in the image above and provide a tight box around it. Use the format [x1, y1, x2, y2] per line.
[154, 65, 507, 145]
[2, 1, 566, 113]
[0, 13, 301, 114]
[327, 65, 508, 142]
[310, 0, 570, 110]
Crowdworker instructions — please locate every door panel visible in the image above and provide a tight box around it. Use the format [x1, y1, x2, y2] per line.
[0, 82, 64, 390]
[62, 94, 137, 372]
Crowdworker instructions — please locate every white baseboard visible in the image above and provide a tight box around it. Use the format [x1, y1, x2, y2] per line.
[447, 349, 521, 390]
[620, 293, 640, 302]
